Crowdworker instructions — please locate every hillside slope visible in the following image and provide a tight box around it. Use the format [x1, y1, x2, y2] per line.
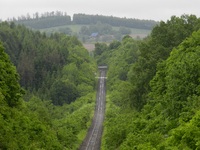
[0, 22, 97, 149]
[12, 12, 156, 43]
[94, 14, 200, 149]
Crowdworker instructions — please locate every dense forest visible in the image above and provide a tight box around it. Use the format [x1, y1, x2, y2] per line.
[73, 14, 157, 30]
[93, 14, 200, 149]
[10, 12, 157, 30]
[10, 12, 154, 43]
[12, 11, 71, 29]
[0, 22, 97, 149]
[1, 13, 200, 149]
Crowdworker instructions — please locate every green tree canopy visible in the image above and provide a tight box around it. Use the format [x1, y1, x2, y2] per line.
[50, 80, 79, 106]
[128, 14, 200, 110]
[0, 42, 23, 107]
[150, 30, 200, 118]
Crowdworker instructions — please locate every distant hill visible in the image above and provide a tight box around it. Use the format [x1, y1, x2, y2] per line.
[12, 12, 157, 43]
[14, 11, 71, 29]
[73, 14, 158, 30]
[13, 12, 158, 30]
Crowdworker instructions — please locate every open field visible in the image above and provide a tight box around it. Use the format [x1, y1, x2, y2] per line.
[83, 43, 95, 52]
[38, 24, 82, 34]
[39, 24, 151, 52]
[39, 24, 151, 36]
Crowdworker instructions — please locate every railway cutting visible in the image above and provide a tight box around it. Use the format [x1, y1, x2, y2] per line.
[79, 66, 107, 150]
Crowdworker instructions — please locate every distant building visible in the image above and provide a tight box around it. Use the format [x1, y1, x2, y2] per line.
[90, 32, 99, 38]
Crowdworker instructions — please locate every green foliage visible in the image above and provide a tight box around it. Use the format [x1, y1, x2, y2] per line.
[99, 36, 142, 149]
[79, 22, 113, 36]
[165, 108, 200, 149]
[0, 22, 97, 149]
[108, 40, 121, 50]
[13, 12, 157, 30]
[120, 132, 163, 150]
[128, 14, 200, 110]
[73, 13, 157, 30]
[94, 42, 108, 57]
[150, 30, 200, 118]
[0, 22, 96, 105]
[0, 42, 23, 107]
[3, 13, 200, 149]
[101, 15, 200, 150]
[0, 23, 69, 92]
[103, 111, 138, 150]
[0, 93, 95, 149]
[119, 26, 131, 35]
[105, 36, 139, 86]
[10, 13, 153, 43]
[50, 80, 79, 105]
[15, 11, 71, 29]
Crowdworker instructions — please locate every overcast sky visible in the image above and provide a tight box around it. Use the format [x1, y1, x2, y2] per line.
[1, 0, 200, 21]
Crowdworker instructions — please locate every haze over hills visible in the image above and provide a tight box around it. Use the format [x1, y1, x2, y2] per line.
[1, 12, 200, 149]
[10, 11, 157, 45]
[12, 12, 157, 30]
[1, 0, 200, 22]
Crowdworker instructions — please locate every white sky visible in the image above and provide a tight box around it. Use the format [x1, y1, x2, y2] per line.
[0, 0, 200, 21]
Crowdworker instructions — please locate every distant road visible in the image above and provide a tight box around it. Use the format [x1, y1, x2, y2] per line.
[79, 66, 107, 150]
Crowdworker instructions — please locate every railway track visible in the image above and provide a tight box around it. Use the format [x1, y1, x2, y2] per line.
[79, 67, 107, 150]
